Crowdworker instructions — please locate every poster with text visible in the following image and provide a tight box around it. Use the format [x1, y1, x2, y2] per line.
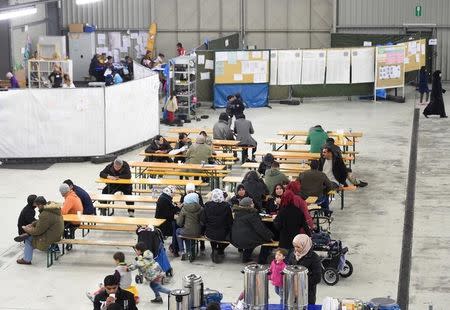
[326, 49, 350, 84]
[351, 47, 375, 83]
[301, 50, 326, 85]
[375, 45, 405, 89]
[277, 50, 302, 85]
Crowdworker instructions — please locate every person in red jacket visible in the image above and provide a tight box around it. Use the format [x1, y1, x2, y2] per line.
[176, 42, 186, 56]
[284, 181, 314, 231]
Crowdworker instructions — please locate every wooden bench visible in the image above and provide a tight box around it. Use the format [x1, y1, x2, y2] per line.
[141, 170, 229, 178]
[328, 185, 357, 210]
[94, 203, 156, 216]
[179, 235, 279, 262]
[47, 239, 136, 267]
[168, 128, 213, 135]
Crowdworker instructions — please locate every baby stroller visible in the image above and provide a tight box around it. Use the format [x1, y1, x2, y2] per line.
[312, 234, 353, 286]
[135, 226, 173, 284]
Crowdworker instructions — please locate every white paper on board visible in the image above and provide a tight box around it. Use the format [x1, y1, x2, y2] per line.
[113, 49, 120, 63]
[108, 32, 122, 49]
[200, 72, 210, 80]
[237, 51, 249, 61]
[251, 51, 262, 59]
[429, 38, 437, 45]
[97, 33, 106, 45]
[205, 59, 214, 70]
[253, 73, 266, 83]
[130, 33, 138, 39]
[262, 51, 269, 60]
[225, 39, 229, 47]
[404, 58, 410, 64]
[228, 52, 237, 64]
[198, 55, 205, 65]
[350, 47, 375, 83]
[122, 36, 131, 48]
[416, 54, 420, 63]
[363, 41, 372, 47]
[215, 52, 228, 62]
[421, 43, 426, 55]
[234, 74, 243, 81]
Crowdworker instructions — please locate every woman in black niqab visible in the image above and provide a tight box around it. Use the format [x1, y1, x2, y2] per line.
[423, 70, 447, 118]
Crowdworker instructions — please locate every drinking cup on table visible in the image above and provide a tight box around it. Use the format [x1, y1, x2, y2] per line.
[77, 211, 81, 216]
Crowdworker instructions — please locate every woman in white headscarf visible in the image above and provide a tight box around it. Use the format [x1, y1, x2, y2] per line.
[200, 189, 233, 263]
[288, 234, 322, 305]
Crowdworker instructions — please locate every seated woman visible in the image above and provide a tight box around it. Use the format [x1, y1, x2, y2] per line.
[265, 183, 284, 215]
[228, 184, 248, 208]
[200, 189, 233, 263]
[274, 190, 310, 251]
[175, 193, 203, 260]
[144, 135, 173, 162]
[285, 181, 314, 232]
[287, 234, 321, 305]
[154, 186, 180, 254]
[242, 170, 269, 212]
[231, 197, 274, 264]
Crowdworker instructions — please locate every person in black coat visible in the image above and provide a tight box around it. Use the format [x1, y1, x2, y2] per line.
[93, 274, 137, 310]
[242, 170, 269, 211]
[258, 153, 275, 176]
[144, 135, 173, 162]
[231, 197, 274, 263]
[155, 186, 179, 237]
[63, 179, 96, 215]
[288, 234, 321, 305]
[229, 184, 248, 208]
[423, 70, 447, 118]
[200, 189, 233, 263]
[99, 158, 135, 216]
[273, 191, 310, 250]
[17, 195, 37, 235]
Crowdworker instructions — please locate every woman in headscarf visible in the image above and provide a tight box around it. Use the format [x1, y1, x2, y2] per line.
[265, 183, 285, 214]
[288, 234, 321, 305]
[423, 70, 447, 118]
[155, 186, 180, 253]
[200, 189, 233, 263]
[274, 190, 310, 250]
[242, 170, 269, 211]
[229, 184, 248, 208]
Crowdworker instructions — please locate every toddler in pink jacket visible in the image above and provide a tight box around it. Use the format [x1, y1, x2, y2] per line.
[269, 248, 287, 302]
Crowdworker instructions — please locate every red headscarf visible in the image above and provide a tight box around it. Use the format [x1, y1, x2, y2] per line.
[280, 183, 314, 232]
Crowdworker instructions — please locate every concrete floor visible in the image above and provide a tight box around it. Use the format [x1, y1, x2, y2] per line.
[0, 86, 449, 309]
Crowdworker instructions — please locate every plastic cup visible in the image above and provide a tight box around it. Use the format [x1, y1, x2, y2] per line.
[77, 211, 81, 216]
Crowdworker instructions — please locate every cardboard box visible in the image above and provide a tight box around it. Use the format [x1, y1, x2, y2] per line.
[69, 23, 84, 33]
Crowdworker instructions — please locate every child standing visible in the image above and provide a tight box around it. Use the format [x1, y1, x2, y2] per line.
[269, 248, 287, 302]
[129, 242, 171, 304]
[86, 252, 139, 303]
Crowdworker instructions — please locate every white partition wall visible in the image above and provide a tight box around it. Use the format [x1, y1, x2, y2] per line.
[0, 88, 105, 158]
[0, 74, 160, 159]
[104, 75, 160, 154]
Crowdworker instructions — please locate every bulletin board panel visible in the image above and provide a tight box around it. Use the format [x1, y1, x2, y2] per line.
[214, 50, 270, 84]
[397, 39, 426, 72]
[375, 45, 406, 89]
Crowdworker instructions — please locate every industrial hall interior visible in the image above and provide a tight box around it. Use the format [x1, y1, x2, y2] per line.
[1, 0, 449, 309]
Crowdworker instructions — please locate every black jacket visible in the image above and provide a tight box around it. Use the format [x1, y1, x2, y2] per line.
[298, 169, 335, 199]
[243, 178, 269, 211]
[144, 138, 173, 162]
[93, 287, 137, 310]
[231, 205, 273, 249]
[288, 249, 322, 304]
[155, 193, 179, 236]
[99, 161, 132, 179]
[273, 204, 310, 249]
[17, 205, 36, 235]
[200, 201, 233, 241]
[318, 156, 348, 186]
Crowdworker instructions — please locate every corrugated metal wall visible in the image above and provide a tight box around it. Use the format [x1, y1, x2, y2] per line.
[62, 0, 332, 58]
[337, 0, 450, 79]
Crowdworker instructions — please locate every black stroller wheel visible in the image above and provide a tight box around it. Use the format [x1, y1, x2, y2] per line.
[339, 260, 353, 278]
[323, 267, 339, 286]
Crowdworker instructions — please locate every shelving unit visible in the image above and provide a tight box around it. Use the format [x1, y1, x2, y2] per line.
[170, 55, 196, 120]
[27, 59, 73, 88]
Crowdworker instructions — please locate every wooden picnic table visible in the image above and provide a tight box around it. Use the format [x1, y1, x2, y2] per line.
[241, 162, 310, 172]
[168, 128, 213, 135]
[138, 152, 237, 164]
[89, 193, 171, 203]
[96, 177, 204, 187]
[63, 214, 165, 227]
[265, 139, 354, 152]
[254, 151, 354, 167]
[165, 136, 240, 147]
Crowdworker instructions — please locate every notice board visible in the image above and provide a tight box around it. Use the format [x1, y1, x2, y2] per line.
[375, 45, 405, 89]
[397, 38, 426, 72]
[214, 50, 270, 84]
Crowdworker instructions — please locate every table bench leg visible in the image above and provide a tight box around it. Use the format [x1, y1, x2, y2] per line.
[340, 190, 345, 210]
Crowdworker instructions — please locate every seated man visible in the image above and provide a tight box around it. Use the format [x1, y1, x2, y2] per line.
[93, 274, 137, 310]
[186, 135, 213, 164]
[298, 160, 336, 213]
[63, 179, 96, 215]
[234, 113, 257, 162]
[306, 125, 329, 153]
[14, 196, 64, 265]
[213, 113, 235, 140]
[17, 194, 37, 235]
[99, 158, 135, 216]
[322, 137, 342, 159]
[319, 147, 367, 188]
[173, 133, 192, 163]
[144, 135, 173, 162]
[59, 184, 83, 240]
[264, 161, 289, 193]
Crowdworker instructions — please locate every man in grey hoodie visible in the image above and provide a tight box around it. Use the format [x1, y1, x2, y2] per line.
[264, 161, 290, 193]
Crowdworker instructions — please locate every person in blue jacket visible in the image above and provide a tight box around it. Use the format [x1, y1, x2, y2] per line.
[63, 179, 96, 215]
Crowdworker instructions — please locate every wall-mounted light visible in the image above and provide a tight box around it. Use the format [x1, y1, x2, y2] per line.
[0, 6, 37, 21]
[76, 0, 103, 5]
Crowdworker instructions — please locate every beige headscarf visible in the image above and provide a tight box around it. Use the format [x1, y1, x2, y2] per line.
[292, 234, 312, 260]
